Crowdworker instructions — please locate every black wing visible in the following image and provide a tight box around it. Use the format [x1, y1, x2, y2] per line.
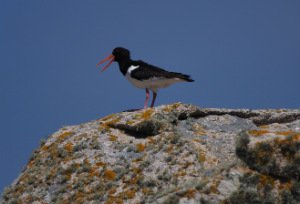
[130, 60, 194, 82]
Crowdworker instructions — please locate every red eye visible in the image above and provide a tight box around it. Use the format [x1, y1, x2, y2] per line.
[116, 49, 119, 53]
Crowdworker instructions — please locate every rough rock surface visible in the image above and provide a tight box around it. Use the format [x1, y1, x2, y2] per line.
[1, 103, 300, 204]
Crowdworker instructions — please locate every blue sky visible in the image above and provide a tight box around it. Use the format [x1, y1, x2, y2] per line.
[0, 1, 299, 194]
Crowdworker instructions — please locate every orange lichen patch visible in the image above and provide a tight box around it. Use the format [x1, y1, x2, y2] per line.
[28, 160, 35, 168]
[273, 133, 299, 160]
[294, 133, 300, 140]
[147, 136, 156, 144]
[90, 166, 100, 177]
[142, 188, 152, 195]
[102, 114, 116, 121]
[136, 143, 146, 152]
[104, 170, 116, 181]
[248, 130, 271, 137]
[109, 135, 118, 142]
[193, 124, 205, 135]
[164, 106, 172, 112]
[277, 131, 294, 136]
[255, 142, 274, 164]
[178, 189, 195, 198]
[139, 109, 155, 120]
[181, 171, 187, 176]
[121, 189, 136, 199]
[25, 195, 33, 203]
[83, 158, 91, 165]
[42, 145, 49, 151]
[193, 139, 201, 143]
[99, 124, 110, 132]
[109, 187, 117, 195]
[17, 174, 30, 184]
[65, 141, 73, 152]
[199, 154, 206, 162]
[66, 173, 72, 180]
[194, 132, 205, 136]
[96, 161, 107, 167]
[62, 200, 69, 204]
[133, 167, 140, 174]
[259, 125, 269, 129]
[163, 103, 179, 112]
[279, 180, 293, 193]
[116, 199, 124, 204]
[259, 174, 275, 188]
[58, 132, 72, 140]
[163, 103, 181, 112]
[127, 121, 136, 124]
[165, 144, 174, 153]
[275, 133, 300, 145]
[210, 182, 219, 194]
[105, 117, 122, 127]
[76, 197, 85, 203]
[105, 196, 123, 204]
[132, 158, 140, 163]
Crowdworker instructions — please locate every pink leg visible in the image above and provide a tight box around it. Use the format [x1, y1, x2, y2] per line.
[143, 89, 150, 109]
[150, 92, 157, 107]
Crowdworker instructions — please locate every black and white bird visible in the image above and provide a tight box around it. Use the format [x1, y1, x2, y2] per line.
[96, 47, 194, 110]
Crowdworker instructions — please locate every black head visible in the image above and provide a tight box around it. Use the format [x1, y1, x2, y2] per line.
[112, 47, 130, 62]
[96, 47, 131, 73]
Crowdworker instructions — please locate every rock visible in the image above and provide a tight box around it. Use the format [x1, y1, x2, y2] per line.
[236, 120, 300, 180]
[1, 103, 300, 204]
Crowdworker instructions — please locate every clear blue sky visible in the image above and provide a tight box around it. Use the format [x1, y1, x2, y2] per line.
[0, 1, 299, 194]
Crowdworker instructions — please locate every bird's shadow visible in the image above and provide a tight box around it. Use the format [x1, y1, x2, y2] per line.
[122, 108, 141, 112]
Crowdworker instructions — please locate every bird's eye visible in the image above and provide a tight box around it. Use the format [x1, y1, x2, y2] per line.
[115, 49, 119, 53]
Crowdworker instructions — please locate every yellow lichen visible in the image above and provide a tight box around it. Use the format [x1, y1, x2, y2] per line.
[259, 174, 275, 188]
[121, 189, 136, 199]
[210, 180, 219, 194]
[76, 197, 85, 203]
[58, 132, 72, 140]
[105, 117, 122, 127]
[248, 130, 271, 137]
[138, 109, 154, 120]
[199, 154, 206, 162]
[109, 187, 117, 194]
[178, 189, 195, 198]
[136, 143, 146, 152]
[193, 138, 201, 143]
[277, 131, 293, 136]
[104, 170, 116, 181]
[181, 171, 187, 176]
[65, 141, 73, 152]
[102, 114, 116, 121]
[193, 124, 205, 135]
[109, 135, 118, 142]
[96, 161, 106, 167]
[259, 125, 269, 129]
[127, 121, 136, 124]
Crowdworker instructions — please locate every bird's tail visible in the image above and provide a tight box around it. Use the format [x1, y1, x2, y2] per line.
[169, 72, 194, 82]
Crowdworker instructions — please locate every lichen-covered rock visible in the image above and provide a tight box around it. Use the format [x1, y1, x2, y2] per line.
[1, 103, 300, 204]
[236, 120, 300, 180]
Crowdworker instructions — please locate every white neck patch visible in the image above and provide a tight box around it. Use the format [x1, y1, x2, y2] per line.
[127, 65, 139, 74]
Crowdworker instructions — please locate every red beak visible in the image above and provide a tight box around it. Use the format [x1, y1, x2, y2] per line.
[96, 54, 115, 73]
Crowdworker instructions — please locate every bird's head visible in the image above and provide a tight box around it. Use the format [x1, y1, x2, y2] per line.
[96, 47, 130, 72]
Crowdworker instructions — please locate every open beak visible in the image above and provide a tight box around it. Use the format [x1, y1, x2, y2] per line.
[96, 54, 115, 73]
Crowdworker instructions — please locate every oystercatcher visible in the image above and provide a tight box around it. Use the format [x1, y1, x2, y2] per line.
[96, 47, 194, 109]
